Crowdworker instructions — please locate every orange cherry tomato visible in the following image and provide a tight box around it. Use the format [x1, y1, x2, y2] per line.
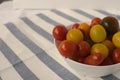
[79, 22, 90, 39]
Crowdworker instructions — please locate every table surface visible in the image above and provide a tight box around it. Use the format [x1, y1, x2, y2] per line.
[1, 1, 120, 80]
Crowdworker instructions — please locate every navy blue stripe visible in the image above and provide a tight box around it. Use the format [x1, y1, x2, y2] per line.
[101, 74, 120, 80]
[0, 39, 39, 80]
[0, 77, 2, 80]
[72, 9, 94, 19]
[21, 17, 53, 43]
[5, 22, 80, 80]
[51, 9, 80, 22]
[37, 13, 60, 26]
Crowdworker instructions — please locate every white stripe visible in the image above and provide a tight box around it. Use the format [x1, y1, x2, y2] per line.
[0, 51, 23, 80]
[104, 9, 120, 15]
[113, 71, 120, 79]
[0, 51, 11, 72]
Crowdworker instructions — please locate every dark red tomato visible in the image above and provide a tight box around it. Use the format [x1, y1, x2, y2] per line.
[101, 57, 113, 66]
[112, 48, 120, 63]
[72, 23, 79, 29]
[58, 40, 78, 58]
[91, 17, 101, 27]
[76, 57, 85, 63]
[52, 25, 68, 41]
[84, 53, 105, 66]
[78, 41, 90, 57]
[100, 16, 119, 35]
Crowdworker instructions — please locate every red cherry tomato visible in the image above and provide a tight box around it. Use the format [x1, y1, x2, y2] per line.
[52, 25, 67, 41]
[58, 40, 78, 58]
[112, 48, 120, 63]
[72, 23, 79, 29]
[91, 17, 101, 27]
[78, 41, 90, 57]
[84, 53, 105, 66]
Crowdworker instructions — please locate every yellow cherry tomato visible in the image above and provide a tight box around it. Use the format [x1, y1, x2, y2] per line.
[90, 24, 107, 43]
[112, 31, 120, 48]
[91, 43, 109, 58]
[66, 29, 84, 44]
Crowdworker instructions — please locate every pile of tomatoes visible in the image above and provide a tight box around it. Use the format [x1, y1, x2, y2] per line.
[52, 16, 120, 66]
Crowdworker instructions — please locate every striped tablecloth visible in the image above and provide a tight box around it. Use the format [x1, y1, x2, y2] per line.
[0, 9, 120, 80]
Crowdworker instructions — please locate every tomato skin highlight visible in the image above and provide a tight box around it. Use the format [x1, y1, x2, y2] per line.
[58, 40, 78, 58]
[53, 25, 68, 41]
[84, 53, 105, 66]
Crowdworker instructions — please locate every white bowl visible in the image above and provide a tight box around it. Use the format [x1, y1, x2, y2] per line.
[55, 39, 120, 77]
[65, 57, 120, 77]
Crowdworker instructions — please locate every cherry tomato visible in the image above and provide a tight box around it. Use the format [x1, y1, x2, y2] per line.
[91, 43, 109, 58]
[58, 40, 78, 58]
[78, 41, 90, 57]
[112, 48, 120, 63]
[100, 16, 119, 35]
[76, 57, 85, 63]
[91, 17, 101, 27]
[112, 31, 120, 48]
[78, 22, 90, 39]
[84, 53, 104, 66]
[53, 25, 67, 41]
[66, 29, 84, 44]
[90, 24, 106, 42]
[72, 23, 79, 29]
[102, 40, 115, 52]
[101, 57, 113, 66]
